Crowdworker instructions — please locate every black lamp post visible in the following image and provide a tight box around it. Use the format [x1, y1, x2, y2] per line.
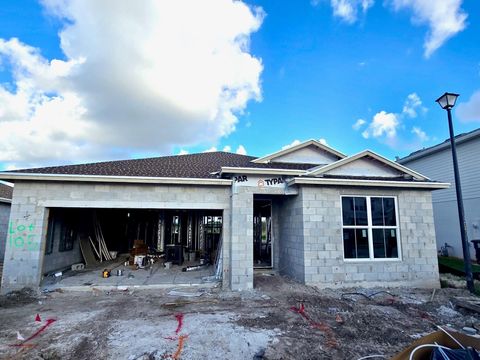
[435, 92, 475, 293]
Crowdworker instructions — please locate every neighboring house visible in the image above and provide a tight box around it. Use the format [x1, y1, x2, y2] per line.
[0, 182, 13, 261]
[398, 128, 480, 260]
[0, 140, 447, 294]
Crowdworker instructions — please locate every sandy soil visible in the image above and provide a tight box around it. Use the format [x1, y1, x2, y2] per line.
[0, 274, 479, 360]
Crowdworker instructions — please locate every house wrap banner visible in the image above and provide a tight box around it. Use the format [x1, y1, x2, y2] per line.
[232, 175, 286, 189]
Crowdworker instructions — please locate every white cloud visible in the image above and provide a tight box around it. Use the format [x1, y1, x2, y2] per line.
[352, 118, 366, 130]
[391, 0, 467, 58]
[222, 145, 232, 152]
[177, 149, 189, 155]
[360, 93, 425, 141]
[316, 0, 467, 57]
[402, 92, 426, 118]
[358, 93, 432, 148]
[203, 146, 217, 153]
[281, 139, 302, 150]
[323, 0, 374, 23]
[411, 126, 429, 142]
[0, 0, 264, 168]
[364, 111, 399, 138]
[235, 145, 247, 155]
[456, 90, 480, 122]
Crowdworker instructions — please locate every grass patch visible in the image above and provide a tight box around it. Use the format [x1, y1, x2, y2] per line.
[439, 257, 480, 296]
[438, 256, 480, 274]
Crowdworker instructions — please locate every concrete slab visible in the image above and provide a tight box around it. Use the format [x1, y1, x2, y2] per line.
[41, 256, 219, 292]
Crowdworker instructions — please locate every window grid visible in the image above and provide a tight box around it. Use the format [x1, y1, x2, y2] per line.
[341, 195, 401, 261]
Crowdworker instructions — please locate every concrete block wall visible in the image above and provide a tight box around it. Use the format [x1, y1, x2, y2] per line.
[0, 202, 12, 261]
[299, 186, 439, 288]
[230, 187, 254, 290]
[229, 185, 290, 290]
[1, 181, 232, 293]
[277, 192, 305, 283]
[42, 231, 83, 274]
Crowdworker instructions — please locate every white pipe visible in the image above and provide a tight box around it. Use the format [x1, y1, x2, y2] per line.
[408, 344, 451, 360]
[436, 325, 465, 349]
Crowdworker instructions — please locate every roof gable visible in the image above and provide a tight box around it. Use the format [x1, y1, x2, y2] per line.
[306, 150, 430, 180]
[251, 139, 346, 164]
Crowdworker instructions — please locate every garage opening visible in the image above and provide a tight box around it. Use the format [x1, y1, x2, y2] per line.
[41, 208, 223, 288]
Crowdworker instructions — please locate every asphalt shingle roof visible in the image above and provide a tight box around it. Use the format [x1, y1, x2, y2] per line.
[7, 152, 315, 179]
[0, 183, 13, 200]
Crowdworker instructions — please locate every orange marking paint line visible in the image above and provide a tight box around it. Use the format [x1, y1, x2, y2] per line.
[171, 335, 188, 360]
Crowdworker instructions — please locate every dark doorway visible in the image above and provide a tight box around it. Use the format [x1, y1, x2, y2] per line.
[253, 199, 272, 268]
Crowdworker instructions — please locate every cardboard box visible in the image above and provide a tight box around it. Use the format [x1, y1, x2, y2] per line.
[392, 330, 480, 360]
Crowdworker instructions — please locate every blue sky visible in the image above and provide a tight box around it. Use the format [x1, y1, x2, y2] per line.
[0, 0, 479, 170]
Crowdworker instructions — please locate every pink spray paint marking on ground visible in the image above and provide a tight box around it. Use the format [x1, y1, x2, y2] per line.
[290, 304, 338, 348]
[164, 313, 185, 340]
[10, 319, 57, 347]
[174, 313, 184, 334]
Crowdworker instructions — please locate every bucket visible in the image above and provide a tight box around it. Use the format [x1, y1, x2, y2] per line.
[134, 255, 146, 268]
[116, 269, 123, 276]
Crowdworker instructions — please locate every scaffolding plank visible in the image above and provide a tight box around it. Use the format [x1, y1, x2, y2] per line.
[80, 237, 99, 267]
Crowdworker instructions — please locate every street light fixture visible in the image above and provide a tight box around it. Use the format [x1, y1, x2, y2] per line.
[435, 92, 475, 293]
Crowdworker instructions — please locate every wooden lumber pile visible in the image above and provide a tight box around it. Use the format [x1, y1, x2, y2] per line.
[89, 218, 112, 262]
[453, 297, 480, 314]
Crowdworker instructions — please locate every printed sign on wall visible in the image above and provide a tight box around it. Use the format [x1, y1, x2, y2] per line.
[233, 175, 286, 189]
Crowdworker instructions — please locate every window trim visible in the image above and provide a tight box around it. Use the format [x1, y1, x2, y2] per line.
[341, 195, 402, 262]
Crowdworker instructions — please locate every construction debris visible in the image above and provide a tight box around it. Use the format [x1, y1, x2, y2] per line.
[453, 297, 480, 314]
[2, 275, 480, 359]
[93, 214, 112, 262]
[167, 290, 204, 298]
[391, 329, 480, 360]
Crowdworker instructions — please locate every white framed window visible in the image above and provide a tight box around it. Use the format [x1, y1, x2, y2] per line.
[341, 195, 400, 261]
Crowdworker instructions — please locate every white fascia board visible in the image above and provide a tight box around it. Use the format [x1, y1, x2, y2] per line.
[251, 139, 346, 164]
[0, 197, 12, 204]
[288, 177, 450, 189]
[0, 172, 232, 186]
[220, 167, 306, 176]
[306, 149, 430, 181]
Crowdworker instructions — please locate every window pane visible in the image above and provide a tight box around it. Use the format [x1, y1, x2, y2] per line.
[45, 217, 55, 255]
[383, 198, 396, 226]
[356, 228, 369, 258]
[342, 197, 355, 225]
[373, 229, 386, 258]
[385, 229, 398, 258]
[343, 228, 356, 258]
[371, 198, 384, 226]
[373, 229, 398, 258]
[354, 197, 368, 226]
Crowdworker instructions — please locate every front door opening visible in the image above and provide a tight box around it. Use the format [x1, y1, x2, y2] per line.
[253, 199, 272, 268]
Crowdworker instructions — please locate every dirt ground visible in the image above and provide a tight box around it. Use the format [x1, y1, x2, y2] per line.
[0, 274, 479, 360]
